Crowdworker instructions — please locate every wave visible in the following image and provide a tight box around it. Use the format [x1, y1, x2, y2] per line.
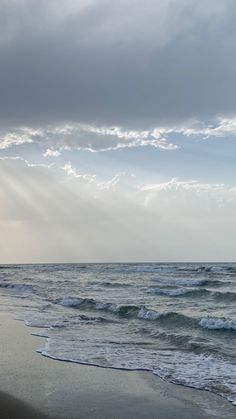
[199, 317, 236, 331]
[152, 330, 216, 353]
[157, 311, 198, 328]
[224, 266, 236, 274]
[77, 314, 114, 323]
[56, 296, 200, 327]
[57, 297, 236, 336]
[137, 307, 160, 320]
[102, 282, 132, 288]
[177, 265, 213, 273]
[153, 352, 236, 406]
[148, 287, 236, 302]
[38, 335, 236, 407]
[0, 282, 15, 289]
[213, 291, 236, 302]
[147, 287, 204, 297]
[58, 296, 173, 321]
[25, 313, 111, 329]
[153, 277, 224, 287]
[58, 297, 142, 317]
[0, 281, 35, 293]
[0, 265, 19, 269]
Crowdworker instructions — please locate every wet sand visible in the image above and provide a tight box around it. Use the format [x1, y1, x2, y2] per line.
[0, 312, 235, 419]
[0, 390, 47, 419]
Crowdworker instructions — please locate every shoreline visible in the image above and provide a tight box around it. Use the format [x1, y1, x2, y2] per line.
[0, 311, 235, 418]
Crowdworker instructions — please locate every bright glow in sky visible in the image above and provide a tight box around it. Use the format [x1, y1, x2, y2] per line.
[0, 0, 236, 263]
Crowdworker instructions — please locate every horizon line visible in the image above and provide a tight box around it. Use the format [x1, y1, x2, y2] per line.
[0, 261, 235, 266]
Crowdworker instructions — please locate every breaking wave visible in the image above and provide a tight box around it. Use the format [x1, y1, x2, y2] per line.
[199, 317, 236, 331]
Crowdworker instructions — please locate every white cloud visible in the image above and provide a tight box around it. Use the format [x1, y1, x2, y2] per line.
[1, 116, 236, 156]
[0, 127, 44, 150]
[43, 148, 61, 157]
[0, 129, 32, 149]
[154, 117, 236, 139]
[0, 123, 178, 153]
[0, 157, 235, 263]
[195, 117, 236, 138]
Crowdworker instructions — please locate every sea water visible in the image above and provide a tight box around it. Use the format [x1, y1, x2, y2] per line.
[0, 263, 235, 406]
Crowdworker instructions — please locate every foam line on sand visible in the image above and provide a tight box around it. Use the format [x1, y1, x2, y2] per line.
[0, 311, 235, 419]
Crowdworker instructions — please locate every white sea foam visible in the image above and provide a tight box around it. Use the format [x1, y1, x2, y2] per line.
[39, 335, 236, 407]
[153, 351, 236, 406]
[154, 278, 214, 287]
[148, 287, 192, 296]
[60, 297, 83, 307]
[137, 307, 160, 320]
[95, 302, 118, 312]
[199, 317, 236, 330]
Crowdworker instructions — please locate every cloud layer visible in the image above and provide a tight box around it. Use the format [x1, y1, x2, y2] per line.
[0, 123, 178, 153]
[0, 157, 235, 263]
[2, 116, 236, 154]
[0, 2, 235, 263]
[0, 0, 236, 129]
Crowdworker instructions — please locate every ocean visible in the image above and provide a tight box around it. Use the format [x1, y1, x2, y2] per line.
[0, 263, 235, 406]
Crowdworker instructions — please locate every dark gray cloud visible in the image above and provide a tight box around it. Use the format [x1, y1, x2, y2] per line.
[0, 0, 236, 130]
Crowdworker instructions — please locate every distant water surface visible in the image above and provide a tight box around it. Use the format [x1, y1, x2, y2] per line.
[0, 263, 235, 406]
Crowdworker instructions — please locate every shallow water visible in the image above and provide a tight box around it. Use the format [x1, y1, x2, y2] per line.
[0, 263, 235, 406]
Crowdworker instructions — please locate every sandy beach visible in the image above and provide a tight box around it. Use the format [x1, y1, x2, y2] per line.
[0, 312, 234, 419]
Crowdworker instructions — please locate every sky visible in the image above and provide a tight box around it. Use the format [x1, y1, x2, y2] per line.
[0, 0, 236, 263]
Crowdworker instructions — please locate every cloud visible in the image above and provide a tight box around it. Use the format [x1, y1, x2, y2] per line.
[155, 117, 236, 138]
[0, 129, 33, 149]
[0, 123, 178, 152]
[2, 116, 236, 155]
[0, 2, 235, 264]
[182, 117, 236, 138]
[0, 157, 235, 263]
[43, 148, 61, 157]
[0, 0, 236, 130]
